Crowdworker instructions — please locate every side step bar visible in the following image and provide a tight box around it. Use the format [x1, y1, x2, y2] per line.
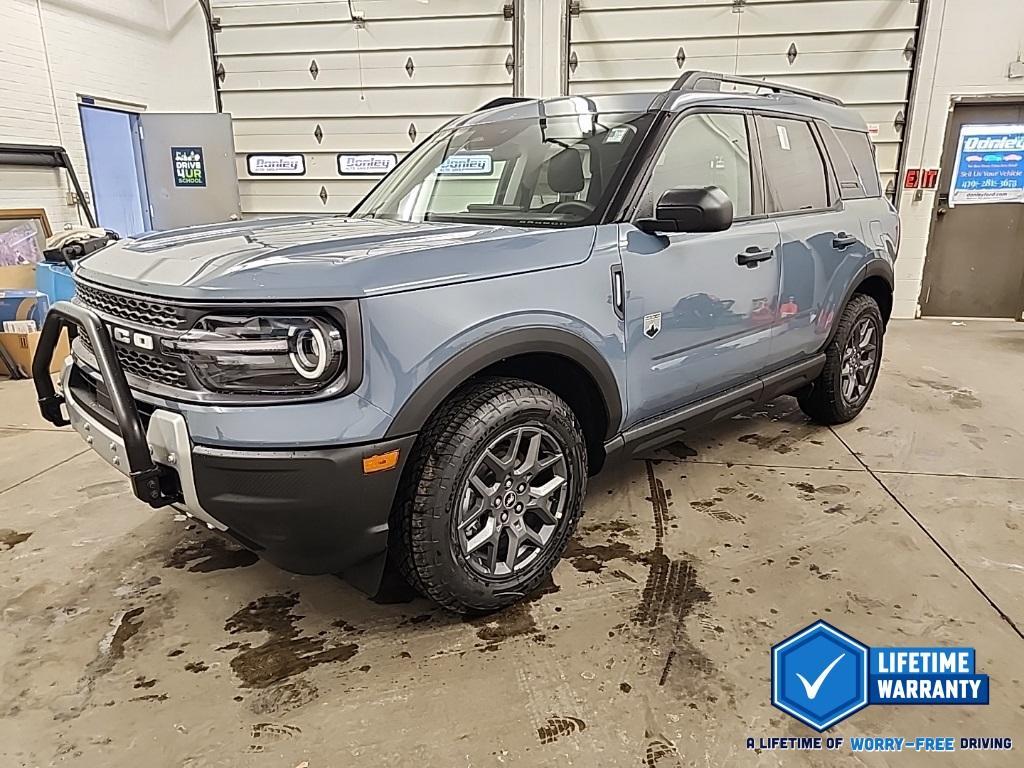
[605, 354, 826, 459]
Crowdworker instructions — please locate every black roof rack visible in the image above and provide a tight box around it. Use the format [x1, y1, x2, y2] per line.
[476, 96, 535, 112]
[672, 71, 843, 106]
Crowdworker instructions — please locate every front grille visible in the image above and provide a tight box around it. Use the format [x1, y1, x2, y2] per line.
[78, 334, 189, 389]
[75, 282, 188, 330]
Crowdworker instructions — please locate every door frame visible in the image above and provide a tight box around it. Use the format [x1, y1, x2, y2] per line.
[919, 94, 1024, 321]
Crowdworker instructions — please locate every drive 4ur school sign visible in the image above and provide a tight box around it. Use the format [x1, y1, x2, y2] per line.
[172, 146, 206, 187]
[949, 124, 1024, 206]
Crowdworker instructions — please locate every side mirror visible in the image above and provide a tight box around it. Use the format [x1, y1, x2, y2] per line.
[636, 186, 734, 234]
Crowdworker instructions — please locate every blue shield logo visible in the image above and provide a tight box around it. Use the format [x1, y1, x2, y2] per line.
[772, 621, 869, 731]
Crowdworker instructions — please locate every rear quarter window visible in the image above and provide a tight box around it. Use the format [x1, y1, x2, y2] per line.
[835, 129, 882, 198]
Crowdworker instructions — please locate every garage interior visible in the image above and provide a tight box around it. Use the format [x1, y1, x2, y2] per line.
[2, 321, 1022, 765]
[2, 0, 1024, 766]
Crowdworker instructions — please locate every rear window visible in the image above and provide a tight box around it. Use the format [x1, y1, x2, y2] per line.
[819, 125, 866, 200]
[756, 116, 830, 213]
[836, 129, 882, 198]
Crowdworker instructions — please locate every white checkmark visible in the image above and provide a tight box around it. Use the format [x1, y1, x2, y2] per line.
[795, 653, 845, 700]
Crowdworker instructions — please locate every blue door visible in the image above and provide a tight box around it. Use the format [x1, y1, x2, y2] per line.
[620, 112, 780, 427]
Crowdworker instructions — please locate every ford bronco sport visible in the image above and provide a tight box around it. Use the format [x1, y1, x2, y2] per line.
[33, 72, 897, 613]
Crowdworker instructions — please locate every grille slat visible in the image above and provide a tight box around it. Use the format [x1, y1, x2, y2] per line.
[75, 283, 188, 330]
[78, 333, 189, 389]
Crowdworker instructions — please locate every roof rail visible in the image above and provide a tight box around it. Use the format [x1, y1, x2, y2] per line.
[475, 96, 535, 112]
[672, 71, 843, 106]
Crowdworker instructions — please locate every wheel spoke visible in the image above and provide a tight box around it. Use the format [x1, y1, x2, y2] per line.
[464, 517, 496, 555]
[502, 528, 520, 572]
[469, 473, 496, 499]
[528, 475, 566, 523]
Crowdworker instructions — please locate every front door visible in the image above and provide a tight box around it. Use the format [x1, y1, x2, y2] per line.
[138, 113, 241, 231]
[920, 102, 1024, 319]
[620, 111, 780, 427]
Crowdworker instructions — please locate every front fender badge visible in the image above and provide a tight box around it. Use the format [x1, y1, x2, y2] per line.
[643, 312, 662, 339]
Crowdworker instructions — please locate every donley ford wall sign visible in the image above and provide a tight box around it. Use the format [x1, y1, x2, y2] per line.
[949, 124, 1024, 206]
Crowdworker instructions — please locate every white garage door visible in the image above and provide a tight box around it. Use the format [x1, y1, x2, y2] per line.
[212, 0, 517, 215]
[566, 0, 923, 197]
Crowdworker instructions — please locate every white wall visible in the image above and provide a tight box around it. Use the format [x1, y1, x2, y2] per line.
[0, 0, 215, 232]
[895, 0, 1024, 318]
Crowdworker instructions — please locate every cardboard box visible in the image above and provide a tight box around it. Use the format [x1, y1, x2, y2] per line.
[0, 331, 70, 377]
[0, 289, 50, 327]
[0, 264, 37, 290]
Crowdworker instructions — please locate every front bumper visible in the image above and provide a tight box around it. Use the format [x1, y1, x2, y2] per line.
[32, 301, 415, 590]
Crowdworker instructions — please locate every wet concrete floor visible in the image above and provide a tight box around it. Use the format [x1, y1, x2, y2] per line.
[0, 319, 1021, 766]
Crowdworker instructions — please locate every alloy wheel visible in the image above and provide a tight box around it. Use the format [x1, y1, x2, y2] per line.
[454, 425, 569, 578]
[840, 316, 879, 406]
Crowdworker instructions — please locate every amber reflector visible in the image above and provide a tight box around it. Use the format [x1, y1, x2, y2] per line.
[362, 449, 400, 474]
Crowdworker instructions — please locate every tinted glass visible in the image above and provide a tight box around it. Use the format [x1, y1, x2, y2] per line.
[819, 124, 866, 200]
[646, 113, 753, 217]
[757, 116, 829, 213]
[353, 112, 653, 227]
[836, 129, 882, 198]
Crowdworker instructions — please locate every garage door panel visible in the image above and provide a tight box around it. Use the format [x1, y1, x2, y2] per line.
[571, 57, 735, 90]
[240, 178, 374, 198]
[736, 51, 909, 77]
[741, 0, 919, 35]
[216, 15, 508, 55]
[736, 29, 913, 57]
[569, 6, 739, 44]
[215, 0, 500, 27]
[240, 193, 362, 215]
[222, 63, 512, 92]
[221, 84, 506, 119]
[217, 0, 513, 215]
[567, 0, 920, 201]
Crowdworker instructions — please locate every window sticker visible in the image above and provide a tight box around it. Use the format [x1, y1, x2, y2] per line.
[337, 153, 398, 175]
[436, 154, 493, 176]
[777, 125, 792, 151]
[605, 126, 632, 144]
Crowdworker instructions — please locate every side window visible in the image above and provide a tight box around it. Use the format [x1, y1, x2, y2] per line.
[756, 116, 830, 213]
[819, 124, 866, 200]
[647, 113, 753, 218]
[836, 129, 882, 198]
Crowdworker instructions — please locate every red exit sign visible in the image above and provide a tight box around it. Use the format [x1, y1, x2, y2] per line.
[904, 168, 940, 190]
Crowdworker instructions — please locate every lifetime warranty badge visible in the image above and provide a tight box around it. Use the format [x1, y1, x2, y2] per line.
[770, 620, 989, 731]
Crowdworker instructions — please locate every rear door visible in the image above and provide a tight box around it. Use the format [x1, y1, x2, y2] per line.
[620, 111, 781, 426]
[138, 113, 241, 230]
[755, 114, 871, 367]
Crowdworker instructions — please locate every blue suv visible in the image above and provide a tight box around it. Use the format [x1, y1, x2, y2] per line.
[33, 72, 897, 612]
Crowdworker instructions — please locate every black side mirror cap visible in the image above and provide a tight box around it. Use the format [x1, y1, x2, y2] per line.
[636, 185, 734, 234]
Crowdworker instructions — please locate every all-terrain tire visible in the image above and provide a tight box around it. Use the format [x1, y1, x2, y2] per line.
[393, 377, 588, 613]
[797, 293, 884, 425]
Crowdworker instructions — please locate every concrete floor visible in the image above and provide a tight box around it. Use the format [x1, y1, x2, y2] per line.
[0, 319, 1021, 767]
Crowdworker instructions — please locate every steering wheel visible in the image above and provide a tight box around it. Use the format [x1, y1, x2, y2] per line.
[550, 200, 595, 217]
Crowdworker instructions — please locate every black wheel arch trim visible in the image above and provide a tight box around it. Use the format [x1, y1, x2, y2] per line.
[384, 327, 624, 441]
[824, 258, 894, 348]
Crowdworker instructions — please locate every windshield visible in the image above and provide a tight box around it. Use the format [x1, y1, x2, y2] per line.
[352, 110, 654, 227]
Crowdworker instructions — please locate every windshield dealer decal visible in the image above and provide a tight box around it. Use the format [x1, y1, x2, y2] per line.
[436, 154, 493, 176]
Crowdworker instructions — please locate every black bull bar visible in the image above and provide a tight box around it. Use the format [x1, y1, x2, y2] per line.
[32, 301, 178, 508]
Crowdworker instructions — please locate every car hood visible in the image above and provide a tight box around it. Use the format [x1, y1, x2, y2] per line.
[75, 216, 596, 301]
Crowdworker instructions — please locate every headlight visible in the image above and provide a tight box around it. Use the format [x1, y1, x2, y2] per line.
[165, 315, 344, 394]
